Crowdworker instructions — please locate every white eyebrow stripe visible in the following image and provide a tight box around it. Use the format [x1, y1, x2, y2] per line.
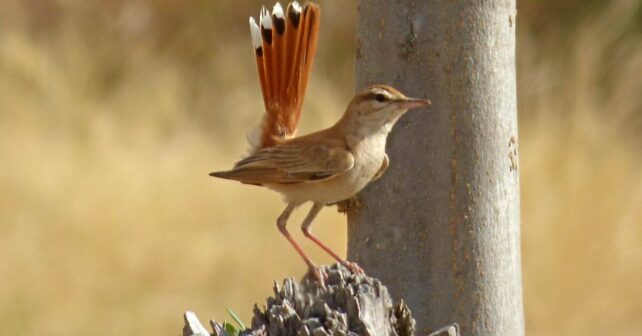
[373, 88, 391, 97]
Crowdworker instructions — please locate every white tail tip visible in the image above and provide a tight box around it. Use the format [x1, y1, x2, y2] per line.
[249, 17, 261, 49]
[259, 6, 273, 29]
[272, 2, 284, 19]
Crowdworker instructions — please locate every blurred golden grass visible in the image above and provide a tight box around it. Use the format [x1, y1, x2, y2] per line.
[518, 2, 642, 333]
[0, 11, 348, 335]
[0, 0, 640, 335]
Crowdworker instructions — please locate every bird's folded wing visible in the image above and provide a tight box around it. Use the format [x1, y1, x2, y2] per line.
[211, 139, 354, 185]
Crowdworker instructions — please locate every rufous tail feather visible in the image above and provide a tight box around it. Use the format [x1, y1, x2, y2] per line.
[248, 1, 320, 150]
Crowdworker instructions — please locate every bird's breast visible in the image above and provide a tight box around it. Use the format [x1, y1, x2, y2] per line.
[348, 134, 387, 183]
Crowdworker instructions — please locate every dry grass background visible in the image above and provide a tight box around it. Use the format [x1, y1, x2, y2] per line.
[0, 0, 640, 335]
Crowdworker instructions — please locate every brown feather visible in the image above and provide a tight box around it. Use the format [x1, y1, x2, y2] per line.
[255, 51, 269, 110]
[211, 136, 354, 186]
[257, 2, 320, 149]
[280, 3, 299, 97]
[272, 12, 285, 104]
[296, 4, 319, 114]
[261, 19, 275, 106]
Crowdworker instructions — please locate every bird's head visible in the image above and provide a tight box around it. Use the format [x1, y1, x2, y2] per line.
[345, 85, 431, 134]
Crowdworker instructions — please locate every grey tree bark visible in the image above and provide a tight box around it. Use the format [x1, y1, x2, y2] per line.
[182, 265, 417, 336]
[347, 1, 524, 335]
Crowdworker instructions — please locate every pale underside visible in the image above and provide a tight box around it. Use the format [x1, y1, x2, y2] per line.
[213, 133, 389, 204]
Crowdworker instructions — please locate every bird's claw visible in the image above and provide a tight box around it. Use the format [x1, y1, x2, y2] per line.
[306, 265, 328, 288]
[341, 260, 365, 274]
[334, 196, 361, 214]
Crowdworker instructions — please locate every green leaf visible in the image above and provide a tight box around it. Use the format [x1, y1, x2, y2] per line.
[226, 308, 246, 330]
[222, 322, 238, 336]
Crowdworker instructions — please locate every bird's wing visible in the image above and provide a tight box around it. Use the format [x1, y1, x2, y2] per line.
[210, 139, 354, 185]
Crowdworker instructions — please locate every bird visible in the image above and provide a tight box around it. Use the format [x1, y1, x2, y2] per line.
[210, 1, 430, 285]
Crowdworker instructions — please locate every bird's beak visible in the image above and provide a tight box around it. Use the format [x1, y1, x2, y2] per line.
[396, 97, 431, 109]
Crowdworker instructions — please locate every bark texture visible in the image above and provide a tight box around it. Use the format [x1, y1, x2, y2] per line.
[348, 1, 524, 335]
[184, 264, 415, 336]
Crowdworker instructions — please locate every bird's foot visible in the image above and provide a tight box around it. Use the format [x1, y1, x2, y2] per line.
[340, 260, 364, 274]
[305, 265, 328, 288]
[333, 196, 361, 214]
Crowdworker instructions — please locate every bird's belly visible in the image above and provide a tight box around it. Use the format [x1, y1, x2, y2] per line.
[268, 170, 375, 204]
[267, 140, 385, 204]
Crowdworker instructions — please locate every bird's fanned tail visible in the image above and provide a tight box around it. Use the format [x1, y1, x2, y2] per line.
[248, 1, 320, 150]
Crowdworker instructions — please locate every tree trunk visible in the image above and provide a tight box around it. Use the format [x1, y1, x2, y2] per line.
[348, 1, 524, 335]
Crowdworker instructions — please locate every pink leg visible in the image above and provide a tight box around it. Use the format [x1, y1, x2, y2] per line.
[301, 202, 364, 274]
[277, 203, 327, 286]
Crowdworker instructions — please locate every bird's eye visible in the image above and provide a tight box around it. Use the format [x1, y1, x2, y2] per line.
[375, 94, 387, 102]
